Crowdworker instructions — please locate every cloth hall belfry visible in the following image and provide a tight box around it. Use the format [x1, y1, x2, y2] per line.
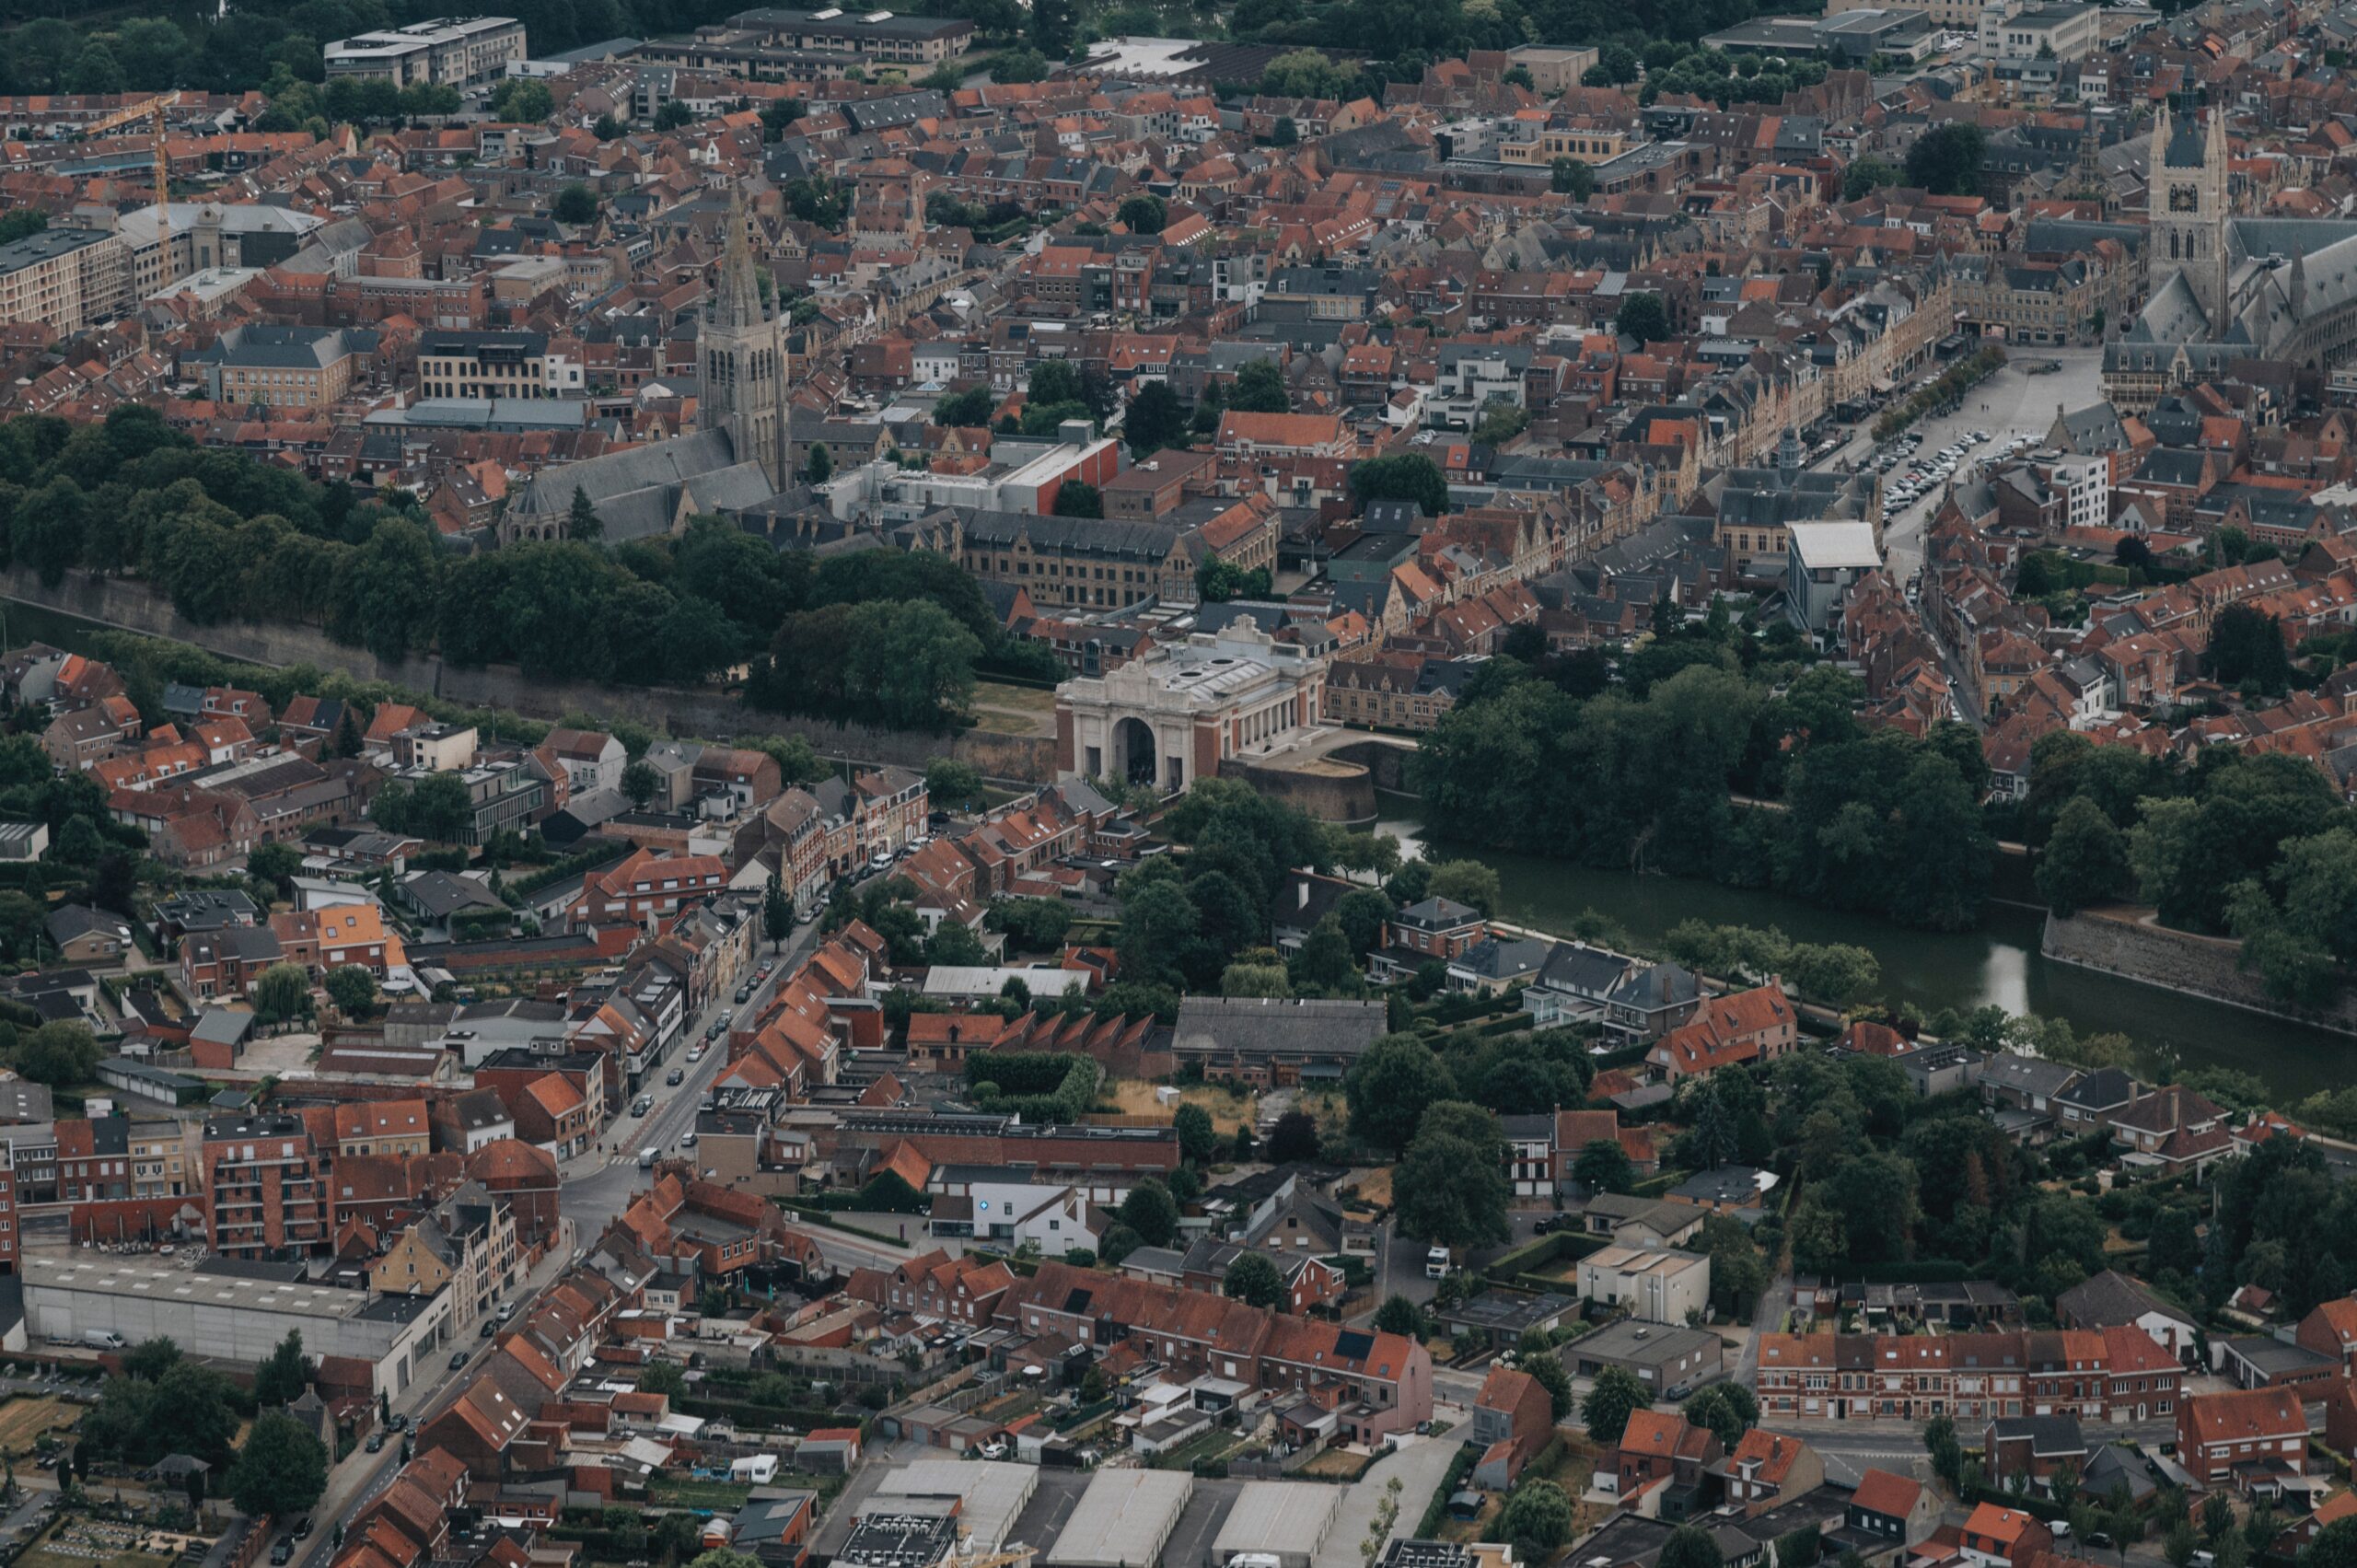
[697, 193, 792, 489]
[2106, 99, 2357, 408]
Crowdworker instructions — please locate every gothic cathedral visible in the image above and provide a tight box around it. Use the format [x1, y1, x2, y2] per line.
[697, 194, 792, 489]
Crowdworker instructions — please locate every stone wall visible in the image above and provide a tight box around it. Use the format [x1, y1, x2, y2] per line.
[0, 566, 1057, 782]
[1221, 754, 1377, 824]
[2041, 906, 2357, 1039]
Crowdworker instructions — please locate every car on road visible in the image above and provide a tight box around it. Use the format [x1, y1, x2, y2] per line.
[388, 1413, 410, 1433]
[366, 1431, 386, 1452]
[687, 1046, 704, 1063]
[270, 1542, 292, 1566]
[293, 1518, 312, 1540]
[735, 983, 753, 1004]
[679, 1132, 698, 1148]
[449, 1350, 470, 1370]
[667, 1068, 684, 1086]
[480, 1320, 497, 1338]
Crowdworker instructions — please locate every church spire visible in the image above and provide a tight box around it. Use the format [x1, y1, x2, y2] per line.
[713, 191, 766, 329]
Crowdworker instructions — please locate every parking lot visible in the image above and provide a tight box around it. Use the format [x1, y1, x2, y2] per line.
[1842, 347, 2107, 578]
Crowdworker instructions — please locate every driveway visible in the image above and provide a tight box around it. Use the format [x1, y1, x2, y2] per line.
[1311, 1435, 1465, 1568]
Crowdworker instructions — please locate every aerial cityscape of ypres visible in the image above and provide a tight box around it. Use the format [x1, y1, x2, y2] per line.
[7, 3, 2357, 1568]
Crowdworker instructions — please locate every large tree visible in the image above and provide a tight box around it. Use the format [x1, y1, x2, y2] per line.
[2038, 795, 2132, 915]
[1223, 1252, 1285, 1307]
[1614, 291, 1670, 343]
[1348, 453, 1448, 517]
[252, 1330, 308, 1408]
[1659, 1526, 1725, 1568]
[1583, 1365, 1651, 1443]
[1394, 1101, 1510, 1248]
[1499, 1481, 1573, 1561]
[1226, 359, 1291, 413]
[1905, 122, 1987, 197]
[1343, 1033, 1455, 1156]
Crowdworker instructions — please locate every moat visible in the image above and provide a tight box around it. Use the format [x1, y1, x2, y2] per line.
[1377, 800, 2353, 1101]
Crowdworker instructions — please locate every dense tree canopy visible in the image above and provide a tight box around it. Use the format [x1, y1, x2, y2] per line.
[1413, 647, 1992, 931]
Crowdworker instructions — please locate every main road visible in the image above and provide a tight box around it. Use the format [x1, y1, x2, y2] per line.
[281, 912, 927, 1568]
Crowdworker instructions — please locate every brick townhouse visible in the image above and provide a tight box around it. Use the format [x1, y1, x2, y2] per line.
[1756, 1327, 2181, 1423]
[997, 1260, 1432, 1443]
[2177, 1386, 2307, 1488]
[566, 848, 728, 927]
[1646, 981, 1798, 1081]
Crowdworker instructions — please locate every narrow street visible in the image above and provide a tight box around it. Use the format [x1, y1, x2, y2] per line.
[276, 919, 866, 1567]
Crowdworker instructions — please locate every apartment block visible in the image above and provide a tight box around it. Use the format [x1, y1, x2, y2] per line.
[325, 17, 528, 86]
[203, 1113, 331, 1258]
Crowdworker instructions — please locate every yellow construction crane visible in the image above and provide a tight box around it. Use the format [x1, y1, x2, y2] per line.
[79, 90, 180, 204]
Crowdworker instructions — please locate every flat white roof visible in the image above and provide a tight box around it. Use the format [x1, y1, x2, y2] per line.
[1212, 1482, 1344, 1562]
[1051, 1469, 1194, 1568]
[23, 1254, 365, 1319]
[1789, 519, 1882, 569]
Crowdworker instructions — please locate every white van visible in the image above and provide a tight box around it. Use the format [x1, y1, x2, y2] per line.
[638, 1146, 659, 1168]
[1424, 1247, 1451, 1280]
[81, 1330, 124, 1350]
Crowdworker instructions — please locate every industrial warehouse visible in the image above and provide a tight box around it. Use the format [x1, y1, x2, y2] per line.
[1048, 1470, 1195, 1568]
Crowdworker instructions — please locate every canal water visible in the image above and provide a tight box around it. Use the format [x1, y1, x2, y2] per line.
[1375, 799, 2355, 1101]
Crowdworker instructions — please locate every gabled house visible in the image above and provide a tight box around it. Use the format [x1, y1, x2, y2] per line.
[1713, 1428, 1824, 1516]
[1469, 1365, 1554, 1489]
[1614, 1408, 1721, 1516]
[1844, 1469, 1940, 1555]
[1645, 983, 1796, 1082]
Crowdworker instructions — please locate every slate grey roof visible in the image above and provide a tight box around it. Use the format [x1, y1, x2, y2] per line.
[1171, 996, 1387, 1062]
[2055, 1268, 2193, 1330]
[957, 507, 1185, 562]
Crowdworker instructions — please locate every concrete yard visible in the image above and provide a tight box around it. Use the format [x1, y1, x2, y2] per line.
[1310, 1436, 1466, 1568]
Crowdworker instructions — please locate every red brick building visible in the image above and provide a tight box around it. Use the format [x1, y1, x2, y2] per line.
[2177, 1387, 2306, 1489]
[202, 1112, 331, 1258]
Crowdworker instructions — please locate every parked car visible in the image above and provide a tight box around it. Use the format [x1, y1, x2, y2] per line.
[667, 1068, 684, 1086]
[366, 1431, 386, 1453]
[449, 1350, 470, 1370]
[293, 1518, 313, 1540]
[270, 1542, 292, 1566]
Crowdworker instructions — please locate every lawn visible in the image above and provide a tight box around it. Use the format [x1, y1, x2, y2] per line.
[967, 681, 1057, 738]
[1301, 1446, 1377, 1481]
[1105, 1078, 1260, 1134]
[0, 1397, 78, 1457]
[644, 1476, 756, 1510]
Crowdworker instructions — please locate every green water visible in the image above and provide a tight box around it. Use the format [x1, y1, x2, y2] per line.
[1376, 798, 2356, 1101]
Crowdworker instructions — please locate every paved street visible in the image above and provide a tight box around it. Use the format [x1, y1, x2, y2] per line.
[1832, 346, 2107, 583]
[273, 921, 879, 1568]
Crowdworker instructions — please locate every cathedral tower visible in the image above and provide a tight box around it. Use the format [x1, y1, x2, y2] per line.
[2148, 99, 2230, 329]
[697, 193, 791, 489]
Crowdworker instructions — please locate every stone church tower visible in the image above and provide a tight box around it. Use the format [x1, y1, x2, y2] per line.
[697, 193, 791, 488]
[2148, 99, 2230, 328]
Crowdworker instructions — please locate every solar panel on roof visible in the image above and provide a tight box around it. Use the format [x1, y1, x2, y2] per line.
[1335, 1330, 1375, 1360]
[1063, 1287, 1093, 1313]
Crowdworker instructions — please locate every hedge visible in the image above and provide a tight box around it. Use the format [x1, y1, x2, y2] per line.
[1852, 1259, 1973, 1283]
[1482, 1229, 1607, 1288]
[970, 1053, 1099, 1123]
[1416, 1443, 1482, 1536]
[674, 1391, 854, 1430]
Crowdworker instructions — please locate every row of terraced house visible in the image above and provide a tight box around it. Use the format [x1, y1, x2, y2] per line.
[1754, 1327, 2185, 1424]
